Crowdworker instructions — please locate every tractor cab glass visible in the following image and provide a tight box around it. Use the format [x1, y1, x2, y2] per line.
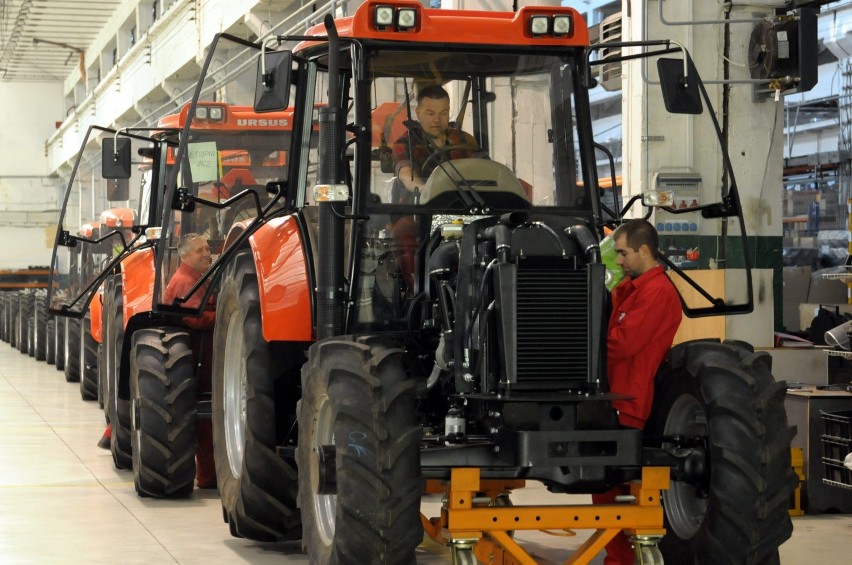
[153, 34, 297, 315]
[345, 48, 594, 331]
[48, 126, 155, 317]
[364, 51, 588, 214]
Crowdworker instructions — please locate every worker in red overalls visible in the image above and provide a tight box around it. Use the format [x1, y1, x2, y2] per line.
[594, 218, 682, 564]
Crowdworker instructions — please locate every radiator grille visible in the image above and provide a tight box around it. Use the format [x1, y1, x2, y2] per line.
[515, 257, 589, 390]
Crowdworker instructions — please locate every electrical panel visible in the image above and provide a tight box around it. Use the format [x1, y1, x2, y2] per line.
[653, 170, 702, 234]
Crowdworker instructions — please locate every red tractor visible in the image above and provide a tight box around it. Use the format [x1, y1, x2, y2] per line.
[50, 102, 296, 498]
[142, 2, 796, 562]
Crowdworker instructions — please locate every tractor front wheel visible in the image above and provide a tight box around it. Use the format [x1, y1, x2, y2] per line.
[64, 318, 81, 382]
[297, 337, 423, 564]
[646, 340, 797, 564]
[129, 328, 197, 498]
[80, 312, 99, 400]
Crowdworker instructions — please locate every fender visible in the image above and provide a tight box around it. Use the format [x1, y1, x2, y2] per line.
[248, 215, 313, 342]
[90, 289, 103, 343]
[121, 246, 156, 327]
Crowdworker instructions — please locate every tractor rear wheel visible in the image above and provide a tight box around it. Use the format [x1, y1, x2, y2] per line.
[80, 311, 99, 400]
[0, 293, 6, 342]
[646, 340, 797, 564]
[97, 343, 106, 408]
[105, 281, 132, 468]
[130, 328, 197, 498]
[19, 293, 34, 355]
[34, 295, 47, 361]
[64, 317, 81, 382]
[46, 318, 56, 365]
[298, 337, 423, 564]
[212, 249, 301, 541]
[54, 315, 66, 371]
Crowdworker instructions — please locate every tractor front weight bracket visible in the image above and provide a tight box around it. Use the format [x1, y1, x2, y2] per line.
[422, 466, 669, 565]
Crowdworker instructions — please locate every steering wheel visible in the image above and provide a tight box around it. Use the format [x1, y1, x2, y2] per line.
[420, 144, 478, 177]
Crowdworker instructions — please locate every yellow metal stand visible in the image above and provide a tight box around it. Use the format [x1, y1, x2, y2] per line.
[422, 467, 669, 564]
[789, 447, 805, 517]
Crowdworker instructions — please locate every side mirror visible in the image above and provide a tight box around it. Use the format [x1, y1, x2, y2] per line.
[657, 58, 703, 115]
[254, 50, 292, 112]
[102, 137, 132, 179]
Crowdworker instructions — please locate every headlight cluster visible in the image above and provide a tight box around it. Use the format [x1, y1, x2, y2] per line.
[529, 14, 572, 37]
[373, 5, 418, 31]
[194, 105, 225, 122]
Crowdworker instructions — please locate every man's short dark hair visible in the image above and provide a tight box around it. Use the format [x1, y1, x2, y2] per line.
[417, 84, 449, 105]
[614, 219, 660, 259]
[178, 232, 205, 258]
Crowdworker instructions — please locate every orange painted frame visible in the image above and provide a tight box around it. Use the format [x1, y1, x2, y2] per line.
[89, 288, 103, 343]
[121, 247, 157, 328]
[248, 216, 313, 342]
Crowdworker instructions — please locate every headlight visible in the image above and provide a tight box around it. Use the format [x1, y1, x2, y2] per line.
[375, 5, 394, 27]
[397, 8, 417, 29]
[530, 15, 550, 36]
[195, 107, 208, 120]
[552, 15, 572, 36]
[209, 106, 224, 120]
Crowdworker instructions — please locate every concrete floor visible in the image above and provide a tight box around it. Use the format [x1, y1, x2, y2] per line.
[0, 341, 849, 564]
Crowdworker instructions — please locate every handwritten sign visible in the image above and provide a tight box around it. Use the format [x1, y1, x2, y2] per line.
[187, 142, 219, 183]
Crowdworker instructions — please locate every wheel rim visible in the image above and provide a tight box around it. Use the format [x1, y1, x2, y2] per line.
[131, 395, 141, 477]
[223, 307, 248, 477]
[312, 393, 336, 546]
[662, 393, 708, 540]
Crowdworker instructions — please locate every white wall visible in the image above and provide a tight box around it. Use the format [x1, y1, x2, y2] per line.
[0, 82, 65, 269]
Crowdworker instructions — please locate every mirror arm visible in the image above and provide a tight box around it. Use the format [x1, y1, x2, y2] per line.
[700, 194, 740, 219]
[58, 229, 76, 248]
[172, 187, 196, 212]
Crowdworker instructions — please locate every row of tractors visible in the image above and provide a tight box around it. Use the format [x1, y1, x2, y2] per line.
[0, 222, 107, 400]
[41, 2, 799, 563]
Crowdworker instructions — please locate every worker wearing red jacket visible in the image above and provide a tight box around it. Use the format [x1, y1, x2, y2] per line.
[595, 218, 682, 564]
[164, 232, 217, 489]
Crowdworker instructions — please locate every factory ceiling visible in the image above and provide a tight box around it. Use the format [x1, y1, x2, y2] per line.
[0, 0, 121, 82]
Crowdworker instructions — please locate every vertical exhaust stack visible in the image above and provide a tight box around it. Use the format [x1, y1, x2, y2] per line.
[316, 14, 345, 340]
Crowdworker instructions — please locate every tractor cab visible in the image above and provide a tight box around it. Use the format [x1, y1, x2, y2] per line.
[48, 126, 161, 318]
[151, 94, 297, 317]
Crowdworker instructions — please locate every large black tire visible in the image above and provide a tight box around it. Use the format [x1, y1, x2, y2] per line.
[109, 277, 133, 469]
[100, 276, 115, 413]
[55, 315, 66, 371]
[646, 340, 797, 565]
[212, 250, 301, 541]
[18, 293, 34, 355]
[97, 343, 106, 408]
[298, 337, 423, 564]
[9, 293, 19, 348]
[26, 295, 36, 357]
[46, 318, 56, 365]
[0, 292, 6, 342]
[64, 317, 82, 382]
[106, 280, 132, 469]
[130, 328, 198, 498]
[80, 312, 99, 400]
[34, 295, 48, 361]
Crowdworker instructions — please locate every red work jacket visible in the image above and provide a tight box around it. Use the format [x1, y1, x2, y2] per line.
[607, 265, 682, 429]
[164, 262, 215, 331]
